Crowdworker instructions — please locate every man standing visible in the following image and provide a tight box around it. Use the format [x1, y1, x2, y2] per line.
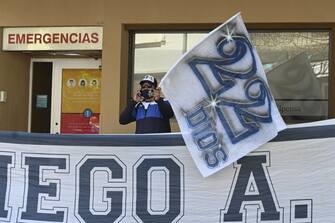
[119, 75, 174, 134]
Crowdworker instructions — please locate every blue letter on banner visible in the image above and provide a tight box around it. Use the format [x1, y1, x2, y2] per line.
[221, 153, 283, 222]
[0, 154, 13, 221]
[133, 155, 184, 223]
[20, 155, 68, 222]
[75, 156, 126, 223]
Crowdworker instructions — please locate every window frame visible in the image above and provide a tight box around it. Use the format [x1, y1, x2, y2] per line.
[125, 23, 335, 121]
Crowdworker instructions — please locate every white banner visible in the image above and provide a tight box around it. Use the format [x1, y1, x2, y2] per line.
[160, 13, 286, 177]
[2, 27, 103, 51]
[0, 121, 334, 222]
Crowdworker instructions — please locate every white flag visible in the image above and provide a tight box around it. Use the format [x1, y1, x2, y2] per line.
[160, 12, 286, 177]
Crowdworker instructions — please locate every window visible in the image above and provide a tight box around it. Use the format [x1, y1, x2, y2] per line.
[131, 30, 330, 123]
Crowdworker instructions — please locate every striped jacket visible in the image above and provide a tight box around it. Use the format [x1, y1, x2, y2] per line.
[119, 98, 174, 134]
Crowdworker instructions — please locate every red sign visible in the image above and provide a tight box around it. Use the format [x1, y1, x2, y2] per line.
[61, 113, 100, 134]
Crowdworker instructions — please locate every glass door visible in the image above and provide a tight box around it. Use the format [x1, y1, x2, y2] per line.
[51, 59, 101, 134]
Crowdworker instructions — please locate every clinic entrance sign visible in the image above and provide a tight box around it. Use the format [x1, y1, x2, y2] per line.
[2, 27, 103, 51]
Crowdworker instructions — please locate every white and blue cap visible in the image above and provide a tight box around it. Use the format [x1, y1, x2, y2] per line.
[140, 75, 157, 87]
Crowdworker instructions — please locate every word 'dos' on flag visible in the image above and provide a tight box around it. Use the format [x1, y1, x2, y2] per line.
[160, 13, 286, 177]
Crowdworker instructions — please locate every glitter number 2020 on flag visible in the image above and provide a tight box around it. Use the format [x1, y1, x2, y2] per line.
[160, 13, 286, 177]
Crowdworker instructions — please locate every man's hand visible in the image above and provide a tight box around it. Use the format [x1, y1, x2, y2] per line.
[154, 87, 161, 101]
[133, 89, 143, 103]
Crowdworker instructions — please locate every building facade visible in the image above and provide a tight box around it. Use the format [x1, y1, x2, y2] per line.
[0, 0, 334, 134]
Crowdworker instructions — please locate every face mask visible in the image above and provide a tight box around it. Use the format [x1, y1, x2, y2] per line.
[140, 89, 153, 100]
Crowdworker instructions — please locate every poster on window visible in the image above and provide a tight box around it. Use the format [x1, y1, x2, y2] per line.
[266, 53, 328, 117]
[61, 69, 101, 134]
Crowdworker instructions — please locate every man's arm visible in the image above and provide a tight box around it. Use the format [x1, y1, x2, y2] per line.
[153, 87, 174, 119]
[120, 88, 144, 125]
[156, 98, 174, 119]
[119, 100, 137, 124]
